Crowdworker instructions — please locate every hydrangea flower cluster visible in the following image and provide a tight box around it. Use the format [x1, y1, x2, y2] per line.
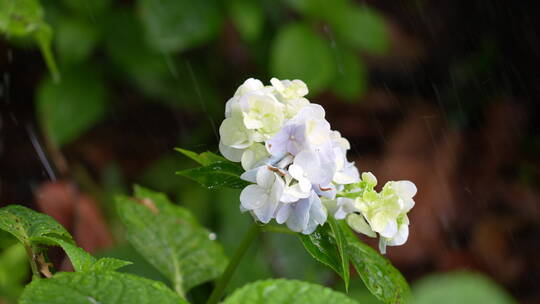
[219, 78, 417, 253]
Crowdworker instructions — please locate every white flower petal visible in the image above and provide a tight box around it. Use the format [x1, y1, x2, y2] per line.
[219, 141, 243, 162]
[270, 78, 284, 92]
[219, 117, 252, 148]
[240, 167, 258, 183]
[256, 167, 275, 188]
[309, 194, 326, 225]
[270, 174, 285, 203]
[299, 178, 311, 193]
[276, 204, 291, 224]
[379, 219, 398, 238]
[361, 172, 377, 186]
[334, 197, 355, 220]
[393, 180, 417, 198]
[285, 198, 311, 233]
[288, 164, 304, 180]
[253, 196, 279, 224]
[387, 223, 409, 246]
[241, 143, 269, 171]
[378, 238, 388, 254]
[240, 185, 268, 210]
[235, 78, 264, 96]
[346, 214, 376, 237]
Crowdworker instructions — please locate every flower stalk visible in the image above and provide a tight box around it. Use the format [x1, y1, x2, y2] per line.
[206, 223, 261, 304]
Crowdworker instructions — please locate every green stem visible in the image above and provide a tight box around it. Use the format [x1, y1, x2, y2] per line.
[35, 28, 61, 83]
[260, 224, 296, 235]
[24, 245, 40, 280]
[206, 223, 260, 304]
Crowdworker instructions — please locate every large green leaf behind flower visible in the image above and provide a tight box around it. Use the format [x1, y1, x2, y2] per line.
[19, 271, 187, 304]
[223, 279, 358, 304]
[116, 186, 228, 295]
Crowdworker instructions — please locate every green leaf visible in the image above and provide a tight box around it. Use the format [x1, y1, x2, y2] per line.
[222, 279, 358, 304]
[19, 271, 187, 304]
[270, 23, 335, 94]
[414, 272, 516, 304]
[0, 231, 16, 249]
[346, 232, 411, 304]
[104, 9, 172, 97]
[41, 236, 132, 272]
[89, 258, 133, 271]
[0, 242, 29, 303]
[89, 257, 133, 272]
[328, 5, 389, 55]
[0, 0, 42, 36]
[105, 9, 221, 110]
[61, 0, 111, 16]
[138, 0, 222, 52]
[331, 49, 367, 101]
[116, 186, 228, 295]
[228, 0, 263, 41]
[55, 17, 99, 65]
[95, 243, 169, 284]
[36, 65, 108, 146]
[43, 236, 96, 272]
[298, 223, 346, 282]
[0, 205, 72, 247]
[0, 0, 59, 80]
[0, 242, 29, 286]
[285, 0, 349, 20]
[327, 216, 350, 290]
[176, 161, 250, 190]
[175, 148, 226, 166]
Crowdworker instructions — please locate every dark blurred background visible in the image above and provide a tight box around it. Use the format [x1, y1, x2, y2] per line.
[1, 0, 539, 303]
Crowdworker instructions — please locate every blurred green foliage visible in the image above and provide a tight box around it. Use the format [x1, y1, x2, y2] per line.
[0, 0, 59, 80]
[270, 23, 336, 94]
[37, 65, 108, 146]
[0, 1, 519, 304]
[139, 0, 222, 53]
[413, 272, 517, 304]
[0, 0, 393, 147]
[0, 232, 29, 304]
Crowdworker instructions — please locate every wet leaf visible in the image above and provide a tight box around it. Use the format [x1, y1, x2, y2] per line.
[116, 186, 228, 295]
[328, 216, 350, 290]
[89, 258, 133, 272]
[270, 23, 335, 94]
[175, 148, 226, 166]
[138, 0, 222, 52]
[222, 279, 358, 304]
[298, 223, 346, 283]
[176, 161, 250, 190]
[0, 205, 72, 247]
[45, 237, 95, 272]
[345, 229, 411, 304]
[42, 236, 131, 272]
[95, 243, 169, 284]
[36, 65, 108, 146]
[19, 271, 187, 304]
